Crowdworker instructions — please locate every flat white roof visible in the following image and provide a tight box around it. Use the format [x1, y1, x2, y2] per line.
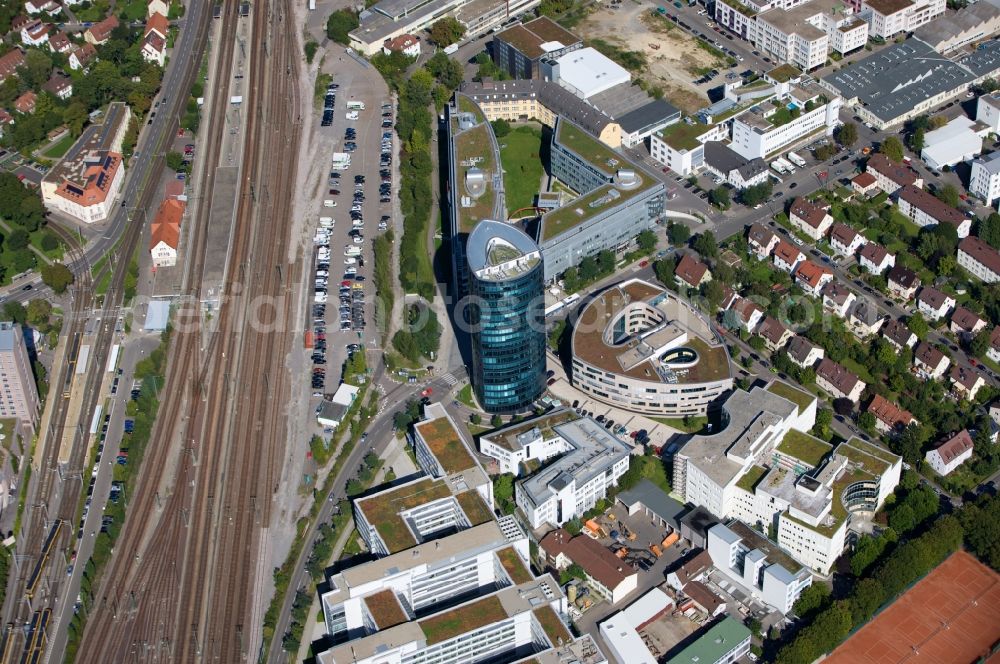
[331, 382, 360, 406]
[144, 300, 170, 331]
[921, 116, 984, 167]
[555, 47, 631, 99]
[599, 611, 657, 664]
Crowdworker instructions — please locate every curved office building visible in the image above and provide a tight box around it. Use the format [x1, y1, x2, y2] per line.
[466, 220, 546, 413]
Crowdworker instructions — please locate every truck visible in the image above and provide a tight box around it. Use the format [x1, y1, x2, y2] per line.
[786, 151, 806, 168]
[770, 160, 787, 175]
[777, 157, 796, 174]
[662, 531, 680, 548]
[331, 153, 352, 170]
[346, 101, 365, 110]
[443, 43, 459, 55]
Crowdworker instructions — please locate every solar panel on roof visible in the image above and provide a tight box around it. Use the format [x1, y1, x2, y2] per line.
[96, 172, 107, 190]
[103, 154, 112, 168]
[66, 184, 83, 196]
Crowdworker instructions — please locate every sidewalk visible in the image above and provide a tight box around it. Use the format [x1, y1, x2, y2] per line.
[292, 437, 414, 663]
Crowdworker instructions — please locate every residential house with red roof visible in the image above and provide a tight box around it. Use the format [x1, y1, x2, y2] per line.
[0, 110, 13, 139]
[924, 430, 974, 476]
[916, 286, 955, 321]
[48, 31, 72, 54]
[383, 33, 421, 57]
[48, 151, 124, 223]
[747, 222, 779, 259]
[866, 394, 915, 435]
[0, 49, 25, 84]
[950, 365, 985, 402]
[788, 197, 833, 241]
[758, 316, 791, 351]
[865, 153, 922, 194]
[85, 14, 119, 45]
[816, 358, 865, 402]
[913, 341, 950, 379]
[42, 73, 72, 100]
[674, 253, 711, 290]
[729, 297, 763, 332]
[20, 20, 50, 46]
[989, 327, 1000, 364]
[822, 281, 856, 317]
[150, 198, 184, 267]
[68, 43, 97, 71]
[949, 306, 986, 340]
[851, 171, 878, 196]
[794, 260, 832, 297]
[539, 529, 638, 605]
[829, 223, 864, 256]
[882, 318, 917, 351]
[958, 235, 1000, 283]
[141, 12, 168, 65]
[772, 240, 804, 273]
[887, 265, 920, 301]
[858, 241, 894, 274]
[896, 184, 971, 238]
[14, 91, 36, 114]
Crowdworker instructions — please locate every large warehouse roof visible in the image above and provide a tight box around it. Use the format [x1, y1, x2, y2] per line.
[555, 47, 631, 99]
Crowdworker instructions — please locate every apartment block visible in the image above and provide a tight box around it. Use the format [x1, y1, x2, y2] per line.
[896, 185, 971, 238]
[970, 151, 1000, 205]
[862, 0, 945, 38]
[755, 0, 868, 70]
[958, 235, 1000, 283]
[0, 323, 38, 428]
[649, 121, 727, 176]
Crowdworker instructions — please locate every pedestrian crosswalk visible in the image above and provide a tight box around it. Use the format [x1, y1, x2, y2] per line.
[440, 373, 459, 387]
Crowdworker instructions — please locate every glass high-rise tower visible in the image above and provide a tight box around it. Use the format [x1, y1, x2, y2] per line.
[466, 220, 546, 413]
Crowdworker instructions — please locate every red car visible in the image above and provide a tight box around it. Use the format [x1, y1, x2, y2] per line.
[421, 387, 433, 397]
[639, 260, 649, 268]
[341, 280, 352, 287]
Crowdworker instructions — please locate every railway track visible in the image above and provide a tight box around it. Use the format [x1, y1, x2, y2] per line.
[73, 0, 300, 660]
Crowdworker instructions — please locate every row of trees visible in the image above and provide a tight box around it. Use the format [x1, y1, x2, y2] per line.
[392, 304, 441, 364]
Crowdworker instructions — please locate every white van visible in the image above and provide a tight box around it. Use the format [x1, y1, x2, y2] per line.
[344, 246, 362, 257]
[344, 257, 357, 265]
[323, 200, 336, 208]
[346, 111, 359, 121]
[319, 217, 334, 228]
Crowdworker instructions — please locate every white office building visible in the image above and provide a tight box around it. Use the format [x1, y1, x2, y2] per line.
[483, 412, 630, 529]
[730, 83, 842, 159]
[755, 0, 868, 70]
[707, 522, 812, 614]
[861, 0, 946, 38]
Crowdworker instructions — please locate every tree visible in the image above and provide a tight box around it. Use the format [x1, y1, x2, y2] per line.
[970, 327, 991, 357]
[667, 221, 690, 246]
[6, 229, 28, 251]
[493, 473, 515, 514]
[428, 17, 465, 47]
[908, 128, 924, 152]
[426, 51, 464, 90]
[832, 398, 855, 416]
[654, 258, 675, 285]
[836, 122, 858, 147]
[701, 280, 725, 311]
[22, 49, 53, 89]
[26, 299, 52, 329]
[165, 150, 184, 172]
[326, 9, 359, 45]
[490, 414, 502, 427]
[709, 186, 730, 210]
[636, 229, 657, 254]
[740, 181, 772, 207]
[40, 263, 74, 294]
[2, 302, 25, 325]
[858, 411, 877, 434]
[978, 212, 1000, 249]
[792, 582, 831, 619]
[39, 233, 58, 252]
[907, 312, 929, 339]
[814, 407, 833, 440]
[490, 118, 511, 138]
[880, 135, 905, 162]
[578, 255, 599, 282]
[692, 231, 718, 259]
[936, 183, 960, 208]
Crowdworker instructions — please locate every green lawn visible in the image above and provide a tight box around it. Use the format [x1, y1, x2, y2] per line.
[766, 381, 814, 414]
[456, 384, 478, 409]
[841, 356, 874, 384]
[42, 134, 76, 159]
[499, 127, 544, 213]
[30, 229, 64, 260]
[119, 0, 148, 20]
[651, 415, 708, 433]
[75, 0, 110, 21]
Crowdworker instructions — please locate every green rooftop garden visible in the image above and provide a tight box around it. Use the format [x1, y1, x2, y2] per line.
[768, 63, 801, 83]
[455, 124, 498, 234]
[457, 94, 486, 123]
[541, 176, 649, 241]
[777, 430, 833, 468]
[358, 478, 453, 553]
[680, 337, 731, 383]
[720, 0, 757, 16]
[416, 416, 477, 474]
[836, 440, 891, 475]
[456, 490, 493, 526]
[363, 589, 408, 630]
[496, 547, 533, 584]
[767, 380, 814, 414]
[736, 465, 769, 493]
[534, 606, 571, 645]
[556, 121, 623, 176]
[420, 595, 508, 645]
[657, 121, 714, 151]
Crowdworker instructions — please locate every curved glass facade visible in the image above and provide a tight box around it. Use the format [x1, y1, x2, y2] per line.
[468, 260, 546, 414]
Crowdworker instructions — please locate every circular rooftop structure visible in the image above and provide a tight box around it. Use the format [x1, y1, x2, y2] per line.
[466, 220, 541, 282]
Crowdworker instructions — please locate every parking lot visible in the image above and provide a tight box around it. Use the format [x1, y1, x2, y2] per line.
[308, 71, 397, 397]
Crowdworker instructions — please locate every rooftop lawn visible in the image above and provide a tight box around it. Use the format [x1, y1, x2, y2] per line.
[736, 464, 769, 493]
[499, 126, 545, 213]
[534, 605, 572, 645]
[777, 430, 833, 468]
[358, 478, 453, 553]
[721, 0, 757, 16]
[767, 380, 814, 414]
[836, 440, 891, 475]
[682, 337, 731, 383]
[556, 121, 623, 176]
[363, 589, 408, 630]
[457, 94, 485, 123]
[420, 595, 508, 645]
[496, 547, 533, 584]
[456, 124, 498, 234]
[768, 63, 801, 83]
[541, 176, 649, 241]
[456, 490, 493, 526]
[657, 121, 714, 151]
[416, 416, 476, 474]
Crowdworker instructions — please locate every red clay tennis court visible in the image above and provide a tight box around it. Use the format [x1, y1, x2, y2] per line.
[827, 550, 1000, 664]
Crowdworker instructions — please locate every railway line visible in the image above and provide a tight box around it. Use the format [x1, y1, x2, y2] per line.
[0, 0, 215, 659]
[73, 0, 301, 660]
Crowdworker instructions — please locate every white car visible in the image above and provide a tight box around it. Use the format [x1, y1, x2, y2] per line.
[323, 200, 336, 208]
[345, 266, 357, 275]
[353, 236, 364, 244]
[344, 257, 357, 265]
[314, 292, 328, 303]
